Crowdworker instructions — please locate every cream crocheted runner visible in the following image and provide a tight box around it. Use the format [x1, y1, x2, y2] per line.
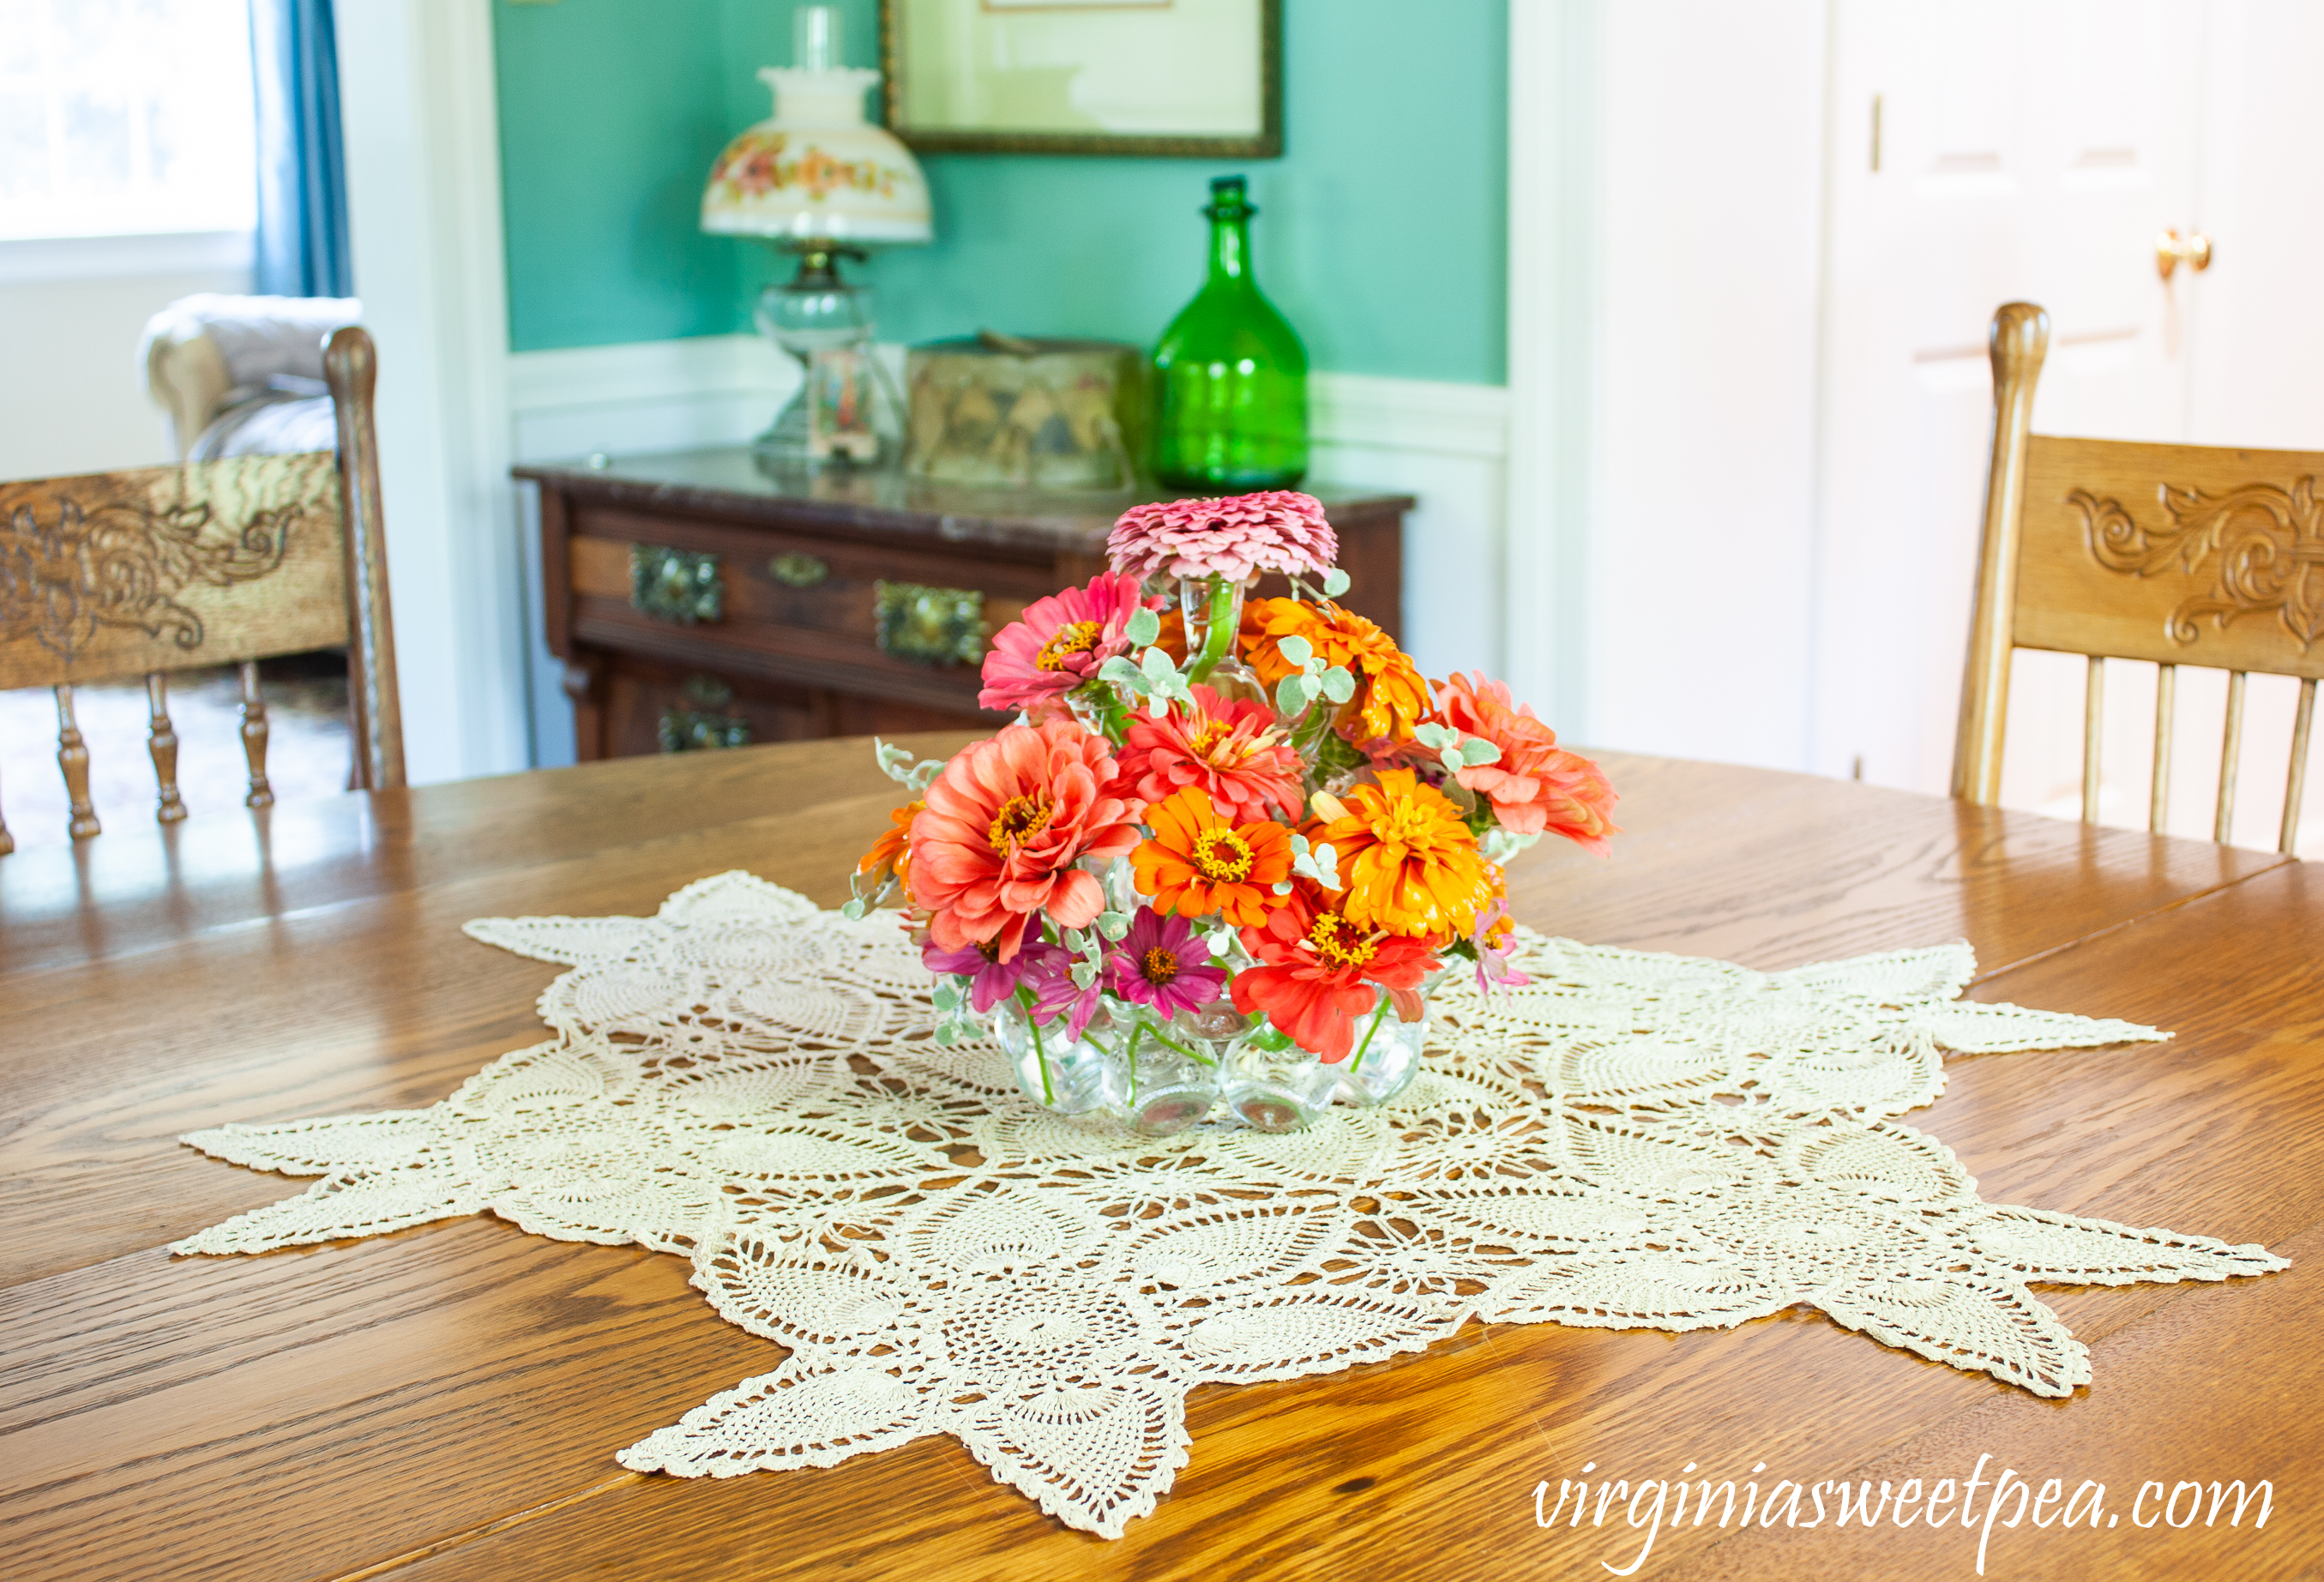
[173, 873, 2285, 1539]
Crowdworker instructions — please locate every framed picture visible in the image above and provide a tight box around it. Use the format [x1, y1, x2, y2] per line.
[879, 0, 1281, 157]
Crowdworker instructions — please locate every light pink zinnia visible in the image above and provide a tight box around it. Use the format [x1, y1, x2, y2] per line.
[1106, 490, 1339, 584]
[978, 571, 1160, 719]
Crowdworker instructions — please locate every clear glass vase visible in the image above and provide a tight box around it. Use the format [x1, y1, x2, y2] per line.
[984, 979, 1430, 1134]
[1177, 573, 1267, 708]
[987, 995, 1250, 1136]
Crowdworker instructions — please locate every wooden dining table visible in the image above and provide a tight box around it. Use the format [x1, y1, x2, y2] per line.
[2, 735, 2316, 1581]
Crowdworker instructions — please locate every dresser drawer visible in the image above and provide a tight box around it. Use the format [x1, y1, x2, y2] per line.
[564, 507, 1053, 714]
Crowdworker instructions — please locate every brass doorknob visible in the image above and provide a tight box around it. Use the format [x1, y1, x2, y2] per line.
[2157, 228, 2213, 281]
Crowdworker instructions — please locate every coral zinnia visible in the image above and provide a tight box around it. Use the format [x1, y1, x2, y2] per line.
[978, 571, 1160, 719]
[1435, 671, 1619, 853]
[1106, 906, 1229, 1020]
[1231, 884, 1441, 1062]
[1117, 684, 1304, 824]
[854, 798, 921, 904]
[1242, 597, 1431, 748]
[1106, 490, 1338, 584]
[1131, 786, 1294, 928]
[908, 720, 1143, 958]
[1311, 768, 1492, 941]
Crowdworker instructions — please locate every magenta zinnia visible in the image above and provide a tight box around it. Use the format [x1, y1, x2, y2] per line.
[1106, 490, 1339, 584]
[1106, 906, 1229, 1020]
[978, 571, 1160, 719]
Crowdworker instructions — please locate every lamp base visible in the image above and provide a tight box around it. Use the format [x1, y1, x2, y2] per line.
[753, 244, 902, 471]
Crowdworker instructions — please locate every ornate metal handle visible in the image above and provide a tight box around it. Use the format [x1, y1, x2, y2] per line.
[629, 544, 724, 625]
[768, 551, 829, 588]
[2156, 229, 2213, 282]
[874, 580, 987, 667]
[658, 675, 752, 753]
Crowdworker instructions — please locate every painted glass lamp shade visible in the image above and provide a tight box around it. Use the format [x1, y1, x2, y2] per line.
[701, 45, 930, 244]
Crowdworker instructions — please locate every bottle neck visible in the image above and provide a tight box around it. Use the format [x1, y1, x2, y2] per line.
[1207, 209, 1251, 286]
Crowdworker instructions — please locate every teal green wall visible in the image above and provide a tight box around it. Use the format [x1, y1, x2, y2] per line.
[493, 0, 1508, 385]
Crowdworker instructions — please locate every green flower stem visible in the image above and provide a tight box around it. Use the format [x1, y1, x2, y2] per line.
[1186, 574, 1238, 685]
[1140, 1018, 1218, 1067]
[1017, 986, 1053, 1104]
[1347, 997, 1391, 1072]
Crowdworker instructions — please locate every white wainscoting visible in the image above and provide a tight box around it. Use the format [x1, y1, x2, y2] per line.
[506, 338, 1510, 767]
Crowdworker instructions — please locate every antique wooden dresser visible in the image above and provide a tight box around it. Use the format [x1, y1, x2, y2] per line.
[518, 447, 1414, 761]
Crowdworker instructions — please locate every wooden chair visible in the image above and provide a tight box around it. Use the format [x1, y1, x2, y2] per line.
[1955, 301, 2321, 852]
[0, 327, 401, 852]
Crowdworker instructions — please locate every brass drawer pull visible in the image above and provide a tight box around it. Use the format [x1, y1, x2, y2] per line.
[768, 551, 829, 588]
[659, 675, 752, 752]
[630, 544, 724, 624]
[874, 580, 987, 667]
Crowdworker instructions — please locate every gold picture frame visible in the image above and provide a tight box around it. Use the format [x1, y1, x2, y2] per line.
[879, 0, 1282, 158]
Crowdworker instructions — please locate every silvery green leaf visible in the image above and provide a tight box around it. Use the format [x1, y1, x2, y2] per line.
[1322, 568, 1352, 597]
[1413, 722, 1457, 749]
[1319, 666, 1356, 704]
[1277, 676, 1313, 715]
[1096, 911, 1131, 941]
[1141, 646, 1177, 682]
[840, 899, 867, 921]
[931, 981, 961, 1010]
[1278, 634, 1314, 668]
[1272, 880, 1292, 894]
[1460, 737, 1502, 766]
[1126, 605, 1161, 646]
[933, 1022, 960, 1046]
[1441, 749, 1466, 774]
[1070, 959, 1098, 990]
[1287, 833, 1311, 858]
[1099, 655, 1147, 692]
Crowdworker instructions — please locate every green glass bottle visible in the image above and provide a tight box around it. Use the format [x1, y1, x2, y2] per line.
[1151, 176, 1310, 490]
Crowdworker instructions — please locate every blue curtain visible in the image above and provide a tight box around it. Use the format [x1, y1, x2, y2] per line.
[248, 0, 352, 299]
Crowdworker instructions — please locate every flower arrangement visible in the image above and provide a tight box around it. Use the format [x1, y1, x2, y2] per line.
[848, 490, 1617, 1132]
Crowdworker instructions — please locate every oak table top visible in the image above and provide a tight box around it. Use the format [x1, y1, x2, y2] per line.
[1, 738, 2315, 1581]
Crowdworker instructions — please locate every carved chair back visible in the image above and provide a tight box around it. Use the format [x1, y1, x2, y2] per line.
[1954, 302, 2322, 852]
[0, 327, 401, 852]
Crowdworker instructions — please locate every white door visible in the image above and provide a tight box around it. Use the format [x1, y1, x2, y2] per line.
[1812, 0, 2207, 812]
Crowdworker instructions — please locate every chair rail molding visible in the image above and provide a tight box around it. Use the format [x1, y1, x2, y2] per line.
[336, 0, 530, 785]
[505, 336, 1508, 700]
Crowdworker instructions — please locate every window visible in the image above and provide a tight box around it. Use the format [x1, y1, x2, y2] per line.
[0, 0, 256, 241]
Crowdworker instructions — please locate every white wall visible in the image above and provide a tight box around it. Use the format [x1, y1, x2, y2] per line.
[0, 235, 251, 478]
[335, 1, 532, 785]
[1508, 0, 1831, 767]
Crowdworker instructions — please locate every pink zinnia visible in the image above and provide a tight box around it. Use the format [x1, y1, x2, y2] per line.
[1106, 490, 1339, 584]
[1435, 671, 1619, 854]
[978, 571, 1160, 719]
[1106, 906, 1228, 1021]
[907, 720, 1144, 957]
[1116, 684, 1304, 823]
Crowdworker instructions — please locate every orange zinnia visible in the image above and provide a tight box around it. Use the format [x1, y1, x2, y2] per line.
[1131, 786, 1294, 928]
[855, 798, 922, 902]
[1241, 597, 1431, 748]
[1310, 768, 1493, 940]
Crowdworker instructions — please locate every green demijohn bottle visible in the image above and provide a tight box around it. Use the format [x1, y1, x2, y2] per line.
[1151, 176, 1310, 490]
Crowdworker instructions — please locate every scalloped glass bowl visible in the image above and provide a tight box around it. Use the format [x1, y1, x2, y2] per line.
[986, 987, 1429, 1135]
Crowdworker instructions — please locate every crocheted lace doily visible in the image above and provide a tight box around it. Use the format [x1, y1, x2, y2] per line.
[174, 873, 2285, 1539]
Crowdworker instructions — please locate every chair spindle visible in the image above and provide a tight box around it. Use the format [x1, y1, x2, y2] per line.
[2216, 671, 2248, 845]
[2080, 656, 2104, 824]
[238, 659, 274, 809]
[2284, 677, 2317, 856]
[2150, 663, 2176, 833]
[146, 672, 188, 824]
[53, 684, 100, 840]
